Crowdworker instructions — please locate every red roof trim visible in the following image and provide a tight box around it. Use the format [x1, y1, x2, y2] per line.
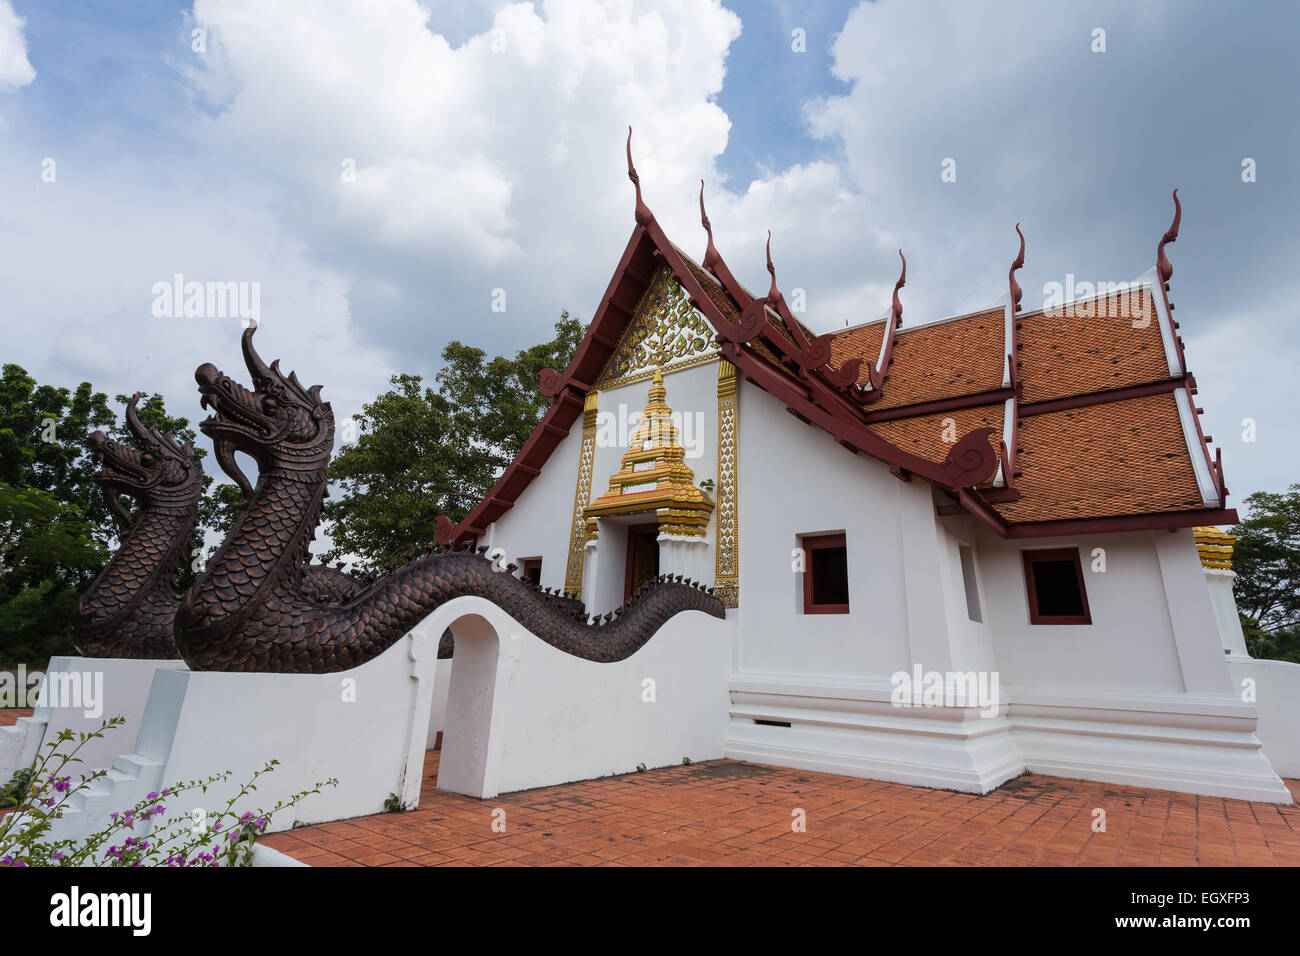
[450, 183, 1231, 544]
[449, 225, 658, 541]
[861, 387, 1016, 424]
[1002, 507, 1238, 539]
[716, 341, 998, 492]
[1019, 376, 1185, 417]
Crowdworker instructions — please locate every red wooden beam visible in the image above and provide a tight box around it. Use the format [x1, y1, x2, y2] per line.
[1003, 507, 1239, 539]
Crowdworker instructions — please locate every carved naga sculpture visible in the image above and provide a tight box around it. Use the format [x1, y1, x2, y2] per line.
[68, 392, 361, 659]
[174, 327, 723, 674]
[69, 395, 202, 659]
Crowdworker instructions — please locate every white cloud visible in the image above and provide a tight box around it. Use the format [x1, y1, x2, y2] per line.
[3, 0, 1293, 518]
[0, 150, 397, 484]
[0, 0, 35, 92]
[177, 0, 742, 356]
[163, 0, 1300, 503]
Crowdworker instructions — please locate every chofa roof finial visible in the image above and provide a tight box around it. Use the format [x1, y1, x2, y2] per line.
[1009, 223, 1025, 313]
[626, 127, 653, 227]
[869, 249, 906, 391]
[891, 248, 907, 328]
[1157, 188, 1181, 284]
[700, 180, 722, 272]
[765, 231, 779, 302]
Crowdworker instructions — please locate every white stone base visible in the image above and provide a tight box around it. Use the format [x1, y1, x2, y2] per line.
[1225, 656, 1300, 778]
[725, 675, 1293, 803]
[0, 656, 185, 786]
[725, 675, 1024, 794]
[1009, 685, 1293, 803]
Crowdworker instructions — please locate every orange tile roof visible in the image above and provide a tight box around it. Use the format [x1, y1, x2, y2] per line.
[678, 250, 820, 351]
[1016, 286, 1173, 405]
[829, 320, 885, 378]
[679, 247, 1209, 526]
[871, 404, 1005, 484]
[992, 391, 1204, 523]
[681, 257, 743, 326]
[831, 309, 1006, 410]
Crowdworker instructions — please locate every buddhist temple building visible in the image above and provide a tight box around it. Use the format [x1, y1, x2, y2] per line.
[438, 141, 1298, 803]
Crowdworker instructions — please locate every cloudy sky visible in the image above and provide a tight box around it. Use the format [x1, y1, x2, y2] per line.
[1, 0, 1296, 516]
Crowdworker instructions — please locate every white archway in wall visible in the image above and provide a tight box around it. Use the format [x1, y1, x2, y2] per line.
[435, 610, 508, 799]
[405, 594, 733, 801]
[402, 596, 512, 801]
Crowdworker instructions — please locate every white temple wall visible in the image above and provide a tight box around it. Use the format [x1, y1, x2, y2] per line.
[732, 383, 918, 678]
[1206, 569, 1249, 656]
[976, 528, 1213, 696]
[480, 416, 582, 592]
[935, 517, 1001, 678]
[724, 385, 1022, 794]
[975, 526, 1287, 801]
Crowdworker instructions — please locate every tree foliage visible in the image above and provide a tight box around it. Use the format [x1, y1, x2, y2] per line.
[0, 365, 116, 542]
[0, 482, 108, 665]
[1232, 484, 1300, 634]
[0, 367, 235, 666]
[321, 313, 583, 571]
[1232, 484, 1300, 663]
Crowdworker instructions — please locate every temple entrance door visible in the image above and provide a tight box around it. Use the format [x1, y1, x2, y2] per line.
[623, 523, 660, 603]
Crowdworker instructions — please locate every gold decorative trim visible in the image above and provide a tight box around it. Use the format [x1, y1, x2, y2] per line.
[584, 369, 713, 540]
[598, 352, 718, 393]
[714, 359, 739, 607]
[563, 390, 600, 596]
[595, 265, 716, 388]
[1193, 526, 1235, 571]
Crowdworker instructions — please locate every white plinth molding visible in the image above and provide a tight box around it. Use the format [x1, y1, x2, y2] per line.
[724, 673, 1293, 803]
[1008, 684, 1292, 803]
[726, 674, 1023, 794]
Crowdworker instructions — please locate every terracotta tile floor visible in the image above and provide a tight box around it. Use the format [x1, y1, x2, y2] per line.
[261, 750, 1300, 867]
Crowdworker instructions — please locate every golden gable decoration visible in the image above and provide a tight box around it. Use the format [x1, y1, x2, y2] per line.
[596, 265, 716, 388]
[584, 369, 714, 540]
[1193, 526, 1235, 571]
[562, 390, 601, 597]
[713, 359, 739, 607]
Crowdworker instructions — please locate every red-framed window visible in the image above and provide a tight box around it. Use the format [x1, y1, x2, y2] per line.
[1022, 547, 1091, 625]
[802, 533, 849, 614]
[520, 557, 543, 585]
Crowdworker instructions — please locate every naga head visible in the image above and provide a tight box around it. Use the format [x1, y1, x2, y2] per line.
[194, 324, 334, 491]
[89, 394, 205, 528]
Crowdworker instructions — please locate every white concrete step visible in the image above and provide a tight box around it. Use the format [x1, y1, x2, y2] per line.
[0, 716, 47, 787]
[46, 751, 165, 845]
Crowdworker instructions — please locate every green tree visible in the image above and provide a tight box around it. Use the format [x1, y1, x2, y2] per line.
[322, 314, 583, 571]
[0, 482, 108, 666]
[1232, 484, 1300, 638]
[0, 365, 116, 543]
[0, 369, 240, 666]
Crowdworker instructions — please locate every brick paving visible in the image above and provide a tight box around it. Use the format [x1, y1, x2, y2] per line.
[261, 750, 1300, 867]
